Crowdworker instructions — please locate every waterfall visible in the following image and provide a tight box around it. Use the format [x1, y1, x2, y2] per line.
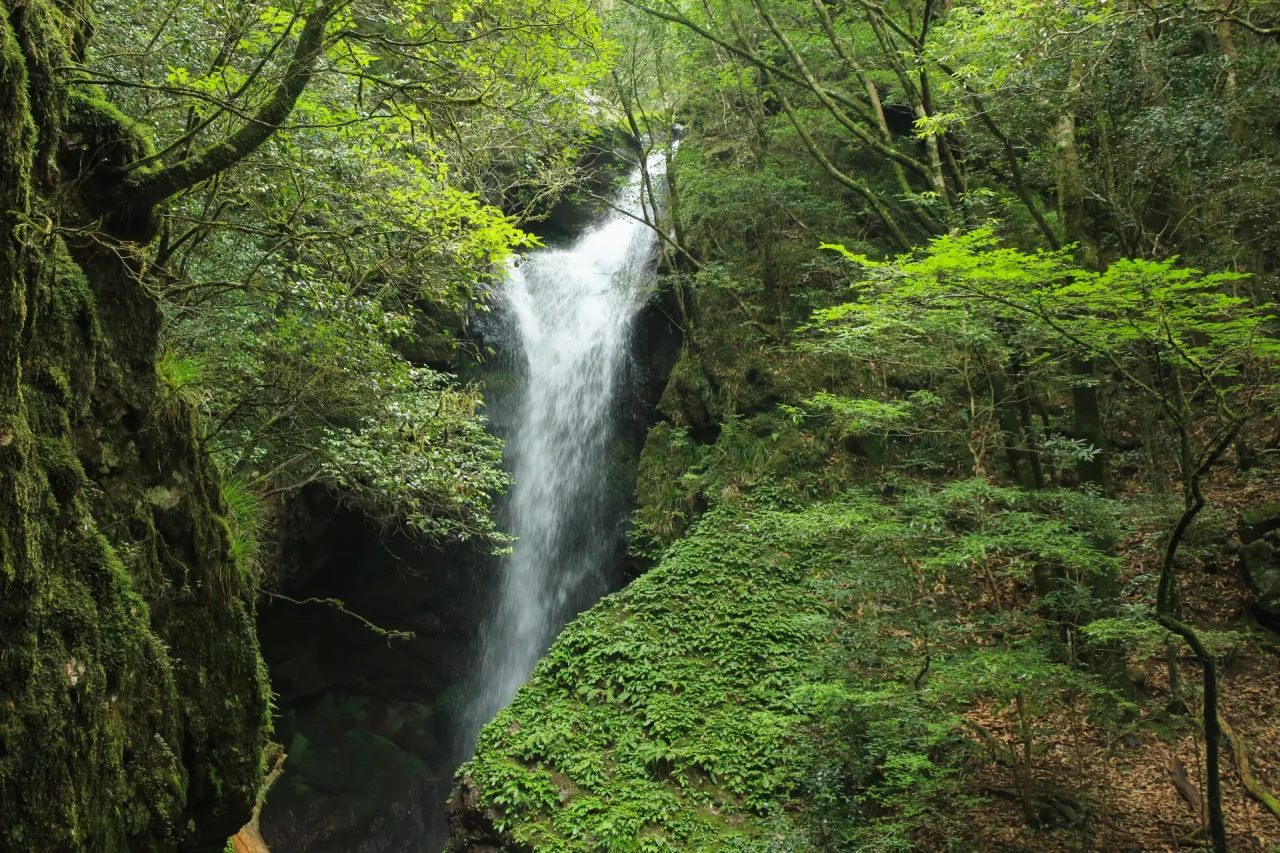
[461, 154, 665, 747]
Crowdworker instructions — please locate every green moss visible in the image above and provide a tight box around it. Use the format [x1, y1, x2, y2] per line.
[65, 88, 156, 164]
[64, 89, 161, 238]
[0, 13, 36, 213]
[46, 237, 99, 351]
[1240, 503, 1280, 543]
[657, 352, 719, 429]
[35, 434, 86, 502]
[7, 0, 73, 184]
[0, 3, 270, 849]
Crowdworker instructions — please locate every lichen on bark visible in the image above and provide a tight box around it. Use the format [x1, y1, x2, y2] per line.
[0, 1, 270, 849]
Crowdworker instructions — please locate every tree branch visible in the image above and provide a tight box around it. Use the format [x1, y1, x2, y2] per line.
[120, 1, 344, 210]
[750, 0, 939, 187]
[259, 590, 415, 642]
[618, 0, 876, 126]
[766, 69, 912, 250]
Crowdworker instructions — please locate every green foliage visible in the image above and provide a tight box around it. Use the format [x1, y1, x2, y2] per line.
[221, 475, 264, 598]
[313, 372, 511, 543]
[82, 0, 620, 557]
[928, 0, 1280, 261]
[810, 229, 1280, 482]
[462, 479, 1127, 851]
[156, 350, 206, 421]
[823, 228, 1280, 388]
[464, 499, 825, 852]
[607, 0, 1280, 266]
[159, 264, 515, 545]
[629, 411, 829, 559]
[783, 391, 941, 439]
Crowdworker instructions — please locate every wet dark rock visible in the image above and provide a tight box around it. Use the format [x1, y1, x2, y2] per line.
[262, 725, 433, 853]
[1239, 502, 1280, 543]
[258, 498, 495, 853]
[515, 132, 638, 244]
[445, 777, 521, 853]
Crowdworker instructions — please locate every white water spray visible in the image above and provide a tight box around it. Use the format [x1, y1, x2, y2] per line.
[462, 156, 664, 743]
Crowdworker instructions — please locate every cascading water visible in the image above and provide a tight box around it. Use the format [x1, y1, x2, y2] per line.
[460, 154, 665, 747]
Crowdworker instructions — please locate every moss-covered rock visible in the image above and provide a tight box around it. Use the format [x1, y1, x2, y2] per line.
[0, 3, 270, 850]
[1240, 504, 1280, 627]
[62, 87, 163, 242]
[1239, 503, 1280, 544]
[448, 501, 836, 853]
[451, 478, 1129, 853]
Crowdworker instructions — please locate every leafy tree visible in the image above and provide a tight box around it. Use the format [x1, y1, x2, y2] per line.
[816, 229, 1280, 850]
[76, 0, 618, 562]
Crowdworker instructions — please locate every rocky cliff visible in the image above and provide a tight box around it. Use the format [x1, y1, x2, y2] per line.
[0, 3, 270, 848]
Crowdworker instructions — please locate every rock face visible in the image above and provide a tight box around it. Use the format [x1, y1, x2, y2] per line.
[1240, 503, 1280, 629]
[445, 777, 517, 853]
[257, 495, 496, 853]
[1, 4, 270, 849]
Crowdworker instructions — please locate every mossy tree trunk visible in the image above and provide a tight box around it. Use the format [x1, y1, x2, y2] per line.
[0, 1, 281, 849]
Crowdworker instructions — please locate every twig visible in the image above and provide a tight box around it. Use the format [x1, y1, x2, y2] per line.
[232, 747, 287, 853]
[913, 653, 932, 689]
[259, 590, 415, 642]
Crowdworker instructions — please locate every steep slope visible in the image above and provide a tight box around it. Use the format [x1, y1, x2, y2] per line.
[448, 500, 838, 853]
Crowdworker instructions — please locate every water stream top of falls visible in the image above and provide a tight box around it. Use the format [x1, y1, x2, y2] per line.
[461, 153, 666, 749]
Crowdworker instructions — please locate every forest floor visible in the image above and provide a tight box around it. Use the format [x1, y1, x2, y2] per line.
[943, 453, 1280, 853]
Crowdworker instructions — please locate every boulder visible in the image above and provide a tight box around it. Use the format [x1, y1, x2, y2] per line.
[1239, 504, 1280, 629]
[445, 776, 518, 853]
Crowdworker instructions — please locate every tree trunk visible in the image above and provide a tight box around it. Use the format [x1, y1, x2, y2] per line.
[990, 367, 1038, 489]
[1071, 356, 1108, 491]
[1156, 423, 1243, 853]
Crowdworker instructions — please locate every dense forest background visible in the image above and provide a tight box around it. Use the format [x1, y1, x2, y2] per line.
[1, 0, 1279, 851]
